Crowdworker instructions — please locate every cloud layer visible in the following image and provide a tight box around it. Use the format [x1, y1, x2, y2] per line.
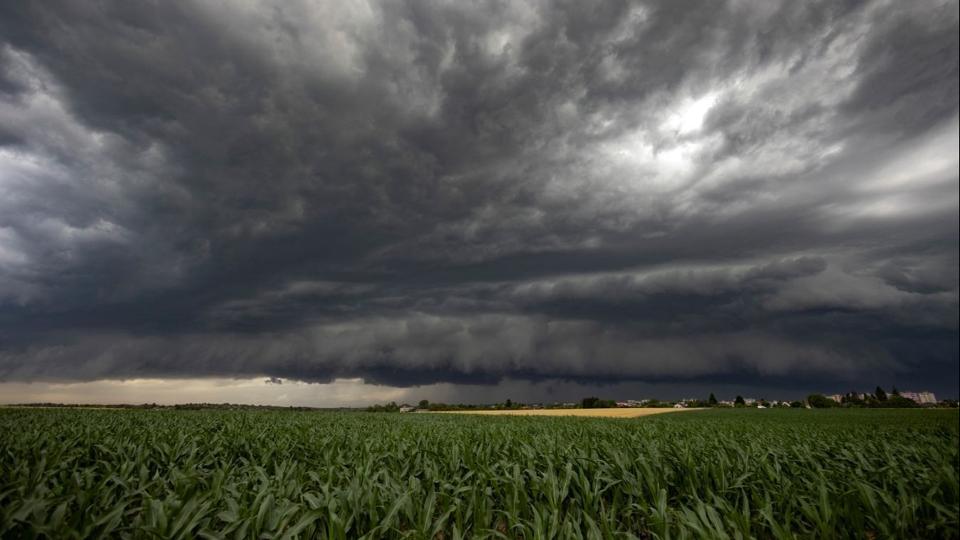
[1, 0, 957, 397]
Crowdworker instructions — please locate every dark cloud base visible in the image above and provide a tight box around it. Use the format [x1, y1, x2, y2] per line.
[0, 0, 957, 398]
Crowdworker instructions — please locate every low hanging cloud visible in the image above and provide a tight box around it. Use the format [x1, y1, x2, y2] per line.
[0, 0, 957, 398]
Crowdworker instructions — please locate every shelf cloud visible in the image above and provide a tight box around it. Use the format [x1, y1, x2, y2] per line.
[1, 0, 957, 399]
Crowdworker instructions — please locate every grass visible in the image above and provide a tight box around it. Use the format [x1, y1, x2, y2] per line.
[1, 408, 957, 538]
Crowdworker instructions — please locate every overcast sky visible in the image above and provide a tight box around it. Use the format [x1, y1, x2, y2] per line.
[1, 0, 957, 405]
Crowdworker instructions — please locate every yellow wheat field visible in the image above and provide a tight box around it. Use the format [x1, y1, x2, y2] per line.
[428, 407, 704, 418]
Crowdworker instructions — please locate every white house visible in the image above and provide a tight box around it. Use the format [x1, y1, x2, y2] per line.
[900, 391, 937, 404]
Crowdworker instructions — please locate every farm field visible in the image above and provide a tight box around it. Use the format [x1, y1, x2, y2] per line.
[429, 407, 703, 418]
[1, 408, 957, 538]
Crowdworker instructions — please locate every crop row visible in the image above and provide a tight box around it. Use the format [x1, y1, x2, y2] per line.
[1, 408, 957, 538]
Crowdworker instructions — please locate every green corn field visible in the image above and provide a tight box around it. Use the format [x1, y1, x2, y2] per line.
[1, 408, 957, 539]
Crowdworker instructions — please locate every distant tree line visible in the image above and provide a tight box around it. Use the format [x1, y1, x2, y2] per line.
[580, 397, 617, 409]
[17, 387, 953, 415]
[364, 386, 956, 412]
[804, 387, 930, 409]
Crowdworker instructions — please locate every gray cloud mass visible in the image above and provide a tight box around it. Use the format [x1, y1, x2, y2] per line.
[0, 0, 957, 398]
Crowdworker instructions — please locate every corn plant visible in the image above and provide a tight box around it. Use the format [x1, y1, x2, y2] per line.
[0, 408, 957, 538]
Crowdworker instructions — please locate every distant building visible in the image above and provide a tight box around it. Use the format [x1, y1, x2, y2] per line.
[617, 399, 646, 407]
[673, 403, 687, 408]
[399, 405, 415, 413]
[900, 391, 937, 404]
[828, 394, 843, 403]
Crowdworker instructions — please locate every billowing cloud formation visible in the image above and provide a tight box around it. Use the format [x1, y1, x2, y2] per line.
[0, 0, 957, 398]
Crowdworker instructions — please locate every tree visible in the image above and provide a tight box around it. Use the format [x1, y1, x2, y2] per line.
[708, 393, 718, 406]
[807, 394, 836, 408]
[418, 399, 429, 409]
[734, 395, 746, 406]
[875, 386, 888, 401]
[790, 401, 804, 408]
[885, 395, 918, 408]
[366, 401, 400, 412]
[891, 386, 900, 396]
[841, 392, 864, 406]
[505, 398, 513, 408]
[581, 397, 615, 408]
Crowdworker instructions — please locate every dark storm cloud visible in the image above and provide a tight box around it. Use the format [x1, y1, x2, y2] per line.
[0, 0, 957, 397]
